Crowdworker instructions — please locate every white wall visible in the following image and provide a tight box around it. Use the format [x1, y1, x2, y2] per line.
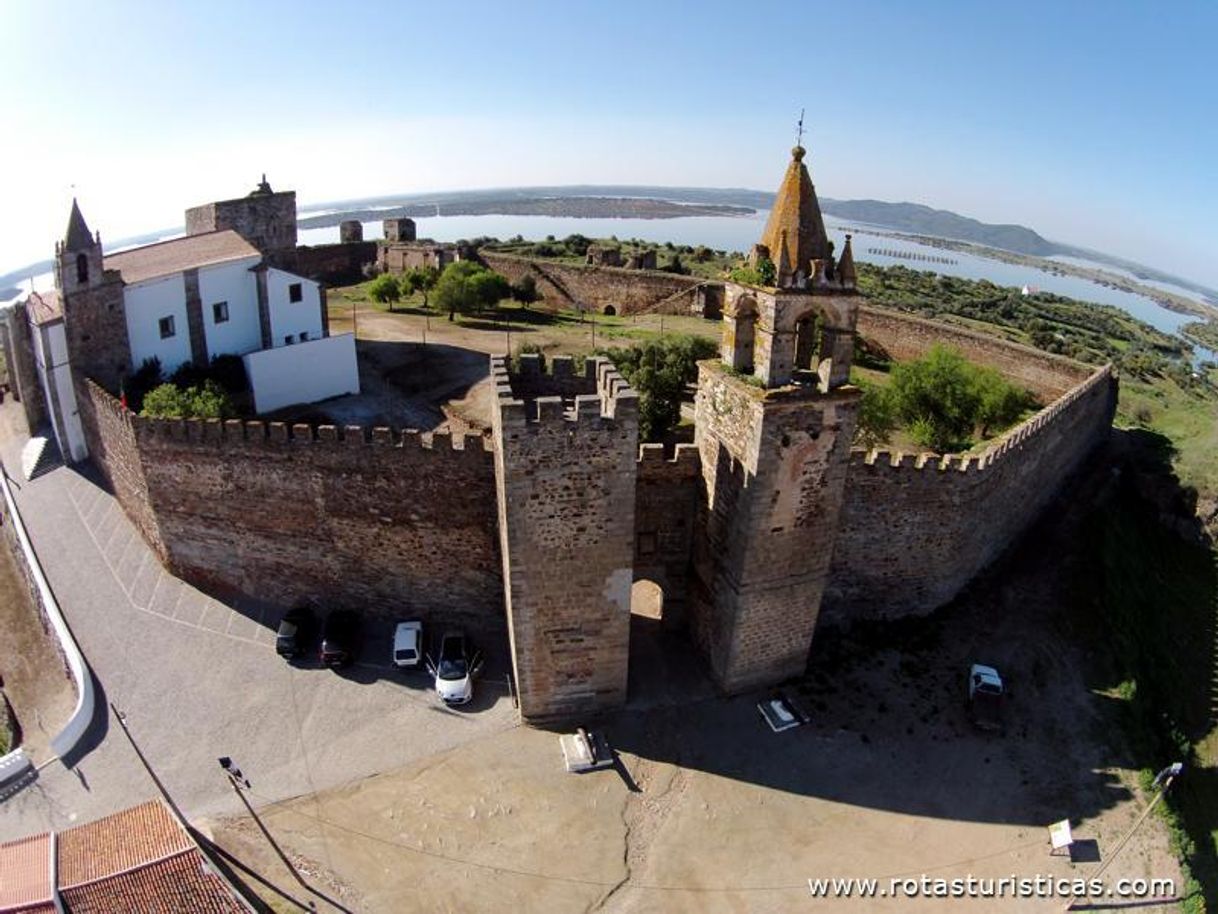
[198, 257, 261, 358]
[267, 268, 323, 347]
[30, 319, 87, 462]
[243, 332, 359, 414]
[124, 273, 192, 374]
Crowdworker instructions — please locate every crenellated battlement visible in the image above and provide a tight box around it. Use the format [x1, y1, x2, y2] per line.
[847, 364, 1115, 479]
[84, 378, 492, 460]
[491, 353, 638, 428]
[637, 442, 701, 473]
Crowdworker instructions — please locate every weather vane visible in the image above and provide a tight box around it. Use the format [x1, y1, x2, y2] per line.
[795, 108, 805, 147]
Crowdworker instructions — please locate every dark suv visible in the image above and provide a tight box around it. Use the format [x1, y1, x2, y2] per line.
[275, 605, 316, 660]
[320, 610, 360, 668]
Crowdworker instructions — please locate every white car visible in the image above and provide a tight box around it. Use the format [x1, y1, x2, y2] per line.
[427, 630, 482, 705]
[392, 620, 423, 670]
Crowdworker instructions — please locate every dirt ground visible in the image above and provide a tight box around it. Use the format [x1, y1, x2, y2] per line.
[206, 475, 1184, 914]
[0, 409, 76, 763]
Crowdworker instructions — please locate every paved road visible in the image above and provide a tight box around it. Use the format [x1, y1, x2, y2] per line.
[0, 410, 517, 842]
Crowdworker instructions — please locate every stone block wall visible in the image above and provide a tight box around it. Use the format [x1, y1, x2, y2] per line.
[823, 364, 1117, 622]
[857, 305, 1092, 400]
[295, 242, 377, 286]
[634, 443, 701, 627]
[491, 354, 639, 721]
[692, 362, 861, 692]
[76, 380, 166, 558]
[62, 275, 131, 394]
[79, 382, 504, 638]
[185, 192, 298, 258]
[479, 252, 707, 316]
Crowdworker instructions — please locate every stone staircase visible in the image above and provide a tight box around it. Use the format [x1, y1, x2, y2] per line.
[20, 435, 62, 481]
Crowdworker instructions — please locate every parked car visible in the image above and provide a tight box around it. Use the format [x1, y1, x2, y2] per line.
[320, 610, 360, 668]
[426, 630, 483, 705]
[967, 663, 1005, 732]
[275, 606, 316, 660]
[392, 620, 424, 670]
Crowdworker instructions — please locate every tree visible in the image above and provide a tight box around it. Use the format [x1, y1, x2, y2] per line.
[888, 345, 981, 452]
[140, 380, 234, 419]
[432, 261, 510, 321]
[602, 335, 717, 441]
[853, 379, 897, 449]
[402, 266, 439, 307]
[511, 274, 540, 304]
[886, 344, 1032, 452]
[368, 273, 401, 309]
[563, 234, 592, 257]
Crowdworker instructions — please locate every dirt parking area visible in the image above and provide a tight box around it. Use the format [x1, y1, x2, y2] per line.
[208, 493, 1183, 914]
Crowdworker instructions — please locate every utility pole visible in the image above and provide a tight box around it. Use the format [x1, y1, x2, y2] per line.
[1064, 763, 1183, 911]
[219, 760, 353, 913]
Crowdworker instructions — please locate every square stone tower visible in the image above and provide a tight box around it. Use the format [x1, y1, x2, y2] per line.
[491, 354, 639, 721]
[690, 144, 862, 693]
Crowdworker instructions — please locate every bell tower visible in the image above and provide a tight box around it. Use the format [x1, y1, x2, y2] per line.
[690, 140, 862, 693]
[55, 199, 104, 296]
[54, 200, 132, 393]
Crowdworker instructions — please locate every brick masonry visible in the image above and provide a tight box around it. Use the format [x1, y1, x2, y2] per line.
[491, 354, 639, 721]
[692, 362, 861, 692]
[78, 380, 504, 639]
[823, 363, 1117, 622]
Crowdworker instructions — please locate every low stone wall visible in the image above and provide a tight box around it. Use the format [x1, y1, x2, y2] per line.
[81, 383, 506, 639]
[856, 305, 1092, 400]
[480, 251, 711, 316]
[823, 363, 1117, 622]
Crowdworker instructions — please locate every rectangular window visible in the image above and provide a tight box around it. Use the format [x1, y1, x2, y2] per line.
[299, 331, 309, 342]
[284, 334, 294, 345]
[288, 282, 303, 303]
[158, 316, 175, 339]
[212, 301, 229, 324]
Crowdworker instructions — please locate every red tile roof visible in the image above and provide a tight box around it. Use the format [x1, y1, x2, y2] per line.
[0, 801, 247, 914]
[0, 832, 52, 912]
[59, 850, 245, 914]
[104, 230, 259, 285]
[25, 290, 62, 326]
[56, 800, 194, 888]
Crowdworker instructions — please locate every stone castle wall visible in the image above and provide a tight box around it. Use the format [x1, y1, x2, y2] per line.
[634, 443, 701, 627]
[856, 305, 1092, 400]
[479, 251, 715, 316]
[492, 355, 639, 720]
[823, 363, 1117, 622]
[79, 381, 505, 638]
[295, 241, 377, 286]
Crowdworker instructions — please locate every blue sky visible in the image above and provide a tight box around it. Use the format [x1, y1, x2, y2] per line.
[2, 0, 1215, 285]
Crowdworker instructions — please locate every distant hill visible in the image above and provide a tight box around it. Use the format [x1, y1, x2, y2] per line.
[816, 198, 1061, 257]
[4, 185, 1214, 306]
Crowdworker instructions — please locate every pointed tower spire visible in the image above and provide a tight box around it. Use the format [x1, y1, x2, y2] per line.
[775, 229, 792, 286]
[64, 198, 93, 251]
[837, 233, 857, 288]
[758, 144, 831, 289]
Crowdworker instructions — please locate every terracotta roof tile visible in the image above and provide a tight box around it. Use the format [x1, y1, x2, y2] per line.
[59, 850, 245, 914]
[25, 290, 62, 326]
[0, 832, 52, 911]
[56, 800, 193, 889]
[105, 230, 259, 285]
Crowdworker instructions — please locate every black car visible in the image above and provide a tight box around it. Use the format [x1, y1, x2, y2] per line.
[275, 606, 316, 660]
[320, 610, 360, 668]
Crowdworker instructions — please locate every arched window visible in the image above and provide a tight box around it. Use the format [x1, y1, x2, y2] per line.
[75, 252, 89, 284]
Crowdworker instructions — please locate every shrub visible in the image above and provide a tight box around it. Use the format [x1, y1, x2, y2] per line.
[511, 274, 540, 304]
[140, 380, 234, 419]
[854, 379, 898, 449]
